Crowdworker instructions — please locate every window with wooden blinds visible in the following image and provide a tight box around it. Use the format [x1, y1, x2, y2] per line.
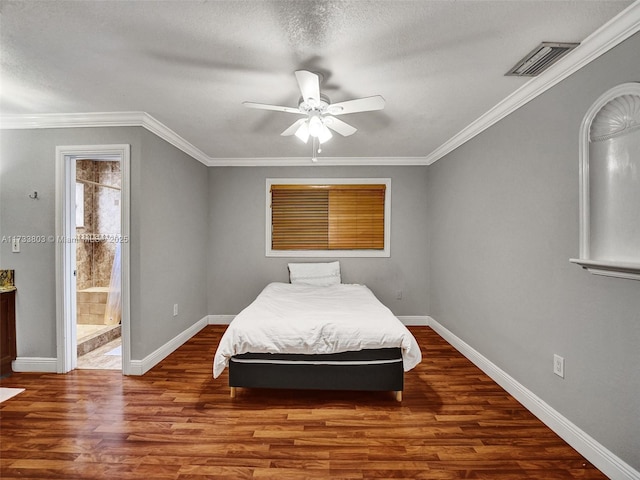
[328, 186, 385, 249]
[271, 187, 329, 250]
[268, 181, 389, 257]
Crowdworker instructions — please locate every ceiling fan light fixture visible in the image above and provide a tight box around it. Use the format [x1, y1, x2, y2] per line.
[317, 124, 333, 144]
[308, 115, 323, 137]
[295, 121, 310, 143]
[306, 115, 332, 144]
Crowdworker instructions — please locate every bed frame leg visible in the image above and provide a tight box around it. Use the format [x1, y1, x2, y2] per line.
[230, 386, 236, 398]
[395, 390, 402, 402]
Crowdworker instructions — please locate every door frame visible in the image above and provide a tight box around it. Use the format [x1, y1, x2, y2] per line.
[55, 144, 131, 374]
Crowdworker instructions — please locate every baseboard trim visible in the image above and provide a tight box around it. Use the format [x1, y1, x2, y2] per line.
[128, 316, 209, 376]
[12, 357, 58, 373]
[427, 316, 639, 480]
[209, 315, 235, 325]
[397, 315, 429, 326]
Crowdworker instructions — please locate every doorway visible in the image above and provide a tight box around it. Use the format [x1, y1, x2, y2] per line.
[55, 145, 131, 374]
[75, 158, 122, 369]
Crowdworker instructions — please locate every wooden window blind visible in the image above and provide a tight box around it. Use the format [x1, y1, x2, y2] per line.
[271, 184, 386, 250]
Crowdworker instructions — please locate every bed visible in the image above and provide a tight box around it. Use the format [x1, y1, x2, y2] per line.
[213, 262, 421, 401]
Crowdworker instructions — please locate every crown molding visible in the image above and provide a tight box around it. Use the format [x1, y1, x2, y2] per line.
[0, 111, 212, 166]
[137, 113, 211, 165]
[207, 156, 428, 167]
[0, 111, 144, 129]
[2, 1, 638, 168]
[423, 0, 640, 165]
[0, 111, 425, 167]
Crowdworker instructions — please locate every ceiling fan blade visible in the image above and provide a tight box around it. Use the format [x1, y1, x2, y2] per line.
[295, 70, 321, 104]
[323, 116, 357, 136]
[243, 101, 301, 114]
[327, 95, 386, 115]
[281, 118, 307, 136]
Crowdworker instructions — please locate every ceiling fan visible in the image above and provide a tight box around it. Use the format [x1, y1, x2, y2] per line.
[243, 70, 385, 147]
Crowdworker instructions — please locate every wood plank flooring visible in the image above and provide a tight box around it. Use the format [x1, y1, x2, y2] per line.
[0, 326, 607, 479]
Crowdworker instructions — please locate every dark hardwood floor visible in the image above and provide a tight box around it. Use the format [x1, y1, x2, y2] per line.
[0, 325, 607, 479]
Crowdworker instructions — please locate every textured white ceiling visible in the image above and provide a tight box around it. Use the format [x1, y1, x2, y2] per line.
[0, 0, 634, 162]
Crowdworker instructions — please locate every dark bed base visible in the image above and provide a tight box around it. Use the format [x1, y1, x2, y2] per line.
[228, 348, 404, 401]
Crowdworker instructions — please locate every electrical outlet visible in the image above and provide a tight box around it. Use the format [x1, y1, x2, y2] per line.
[553, 354, 564, 378]
[396, 290, 403, 300]
[173, 304, 178, 316]
[12, 237, 20, 253]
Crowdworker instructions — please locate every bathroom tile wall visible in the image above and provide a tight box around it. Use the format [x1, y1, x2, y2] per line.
[76, 160, 95, 291]
[75, 160, 121, 290]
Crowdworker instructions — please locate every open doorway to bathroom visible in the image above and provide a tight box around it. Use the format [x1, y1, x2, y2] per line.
[56, 144, 130, 375]
[75, 158, 122, 370]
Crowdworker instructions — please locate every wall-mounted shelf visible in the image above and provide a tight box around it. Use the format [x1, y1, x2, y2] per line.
[571, 82, 640, 281]
[569, 259, 640, 281]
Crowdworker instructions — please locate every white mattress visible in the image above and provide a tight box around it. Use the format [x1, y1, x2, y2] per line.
[213, 282, 422, 378]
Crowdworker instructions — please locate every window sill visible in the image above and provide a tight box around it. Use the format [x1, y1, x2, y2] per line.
[569, 258, 640, 281]
[267, 249, 390, 258]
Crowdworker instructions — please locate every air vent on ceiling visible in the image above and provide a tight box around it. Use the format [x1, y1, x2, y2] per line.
[506, 42, 579, 77]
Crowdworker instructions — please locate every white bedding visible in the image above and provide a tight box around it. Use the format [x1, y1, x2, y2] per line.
[213, 282, 422, 378]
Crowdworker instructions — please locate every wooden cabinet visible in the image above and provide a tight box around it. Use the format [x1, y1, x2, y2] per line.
[0, 290, 17, 377]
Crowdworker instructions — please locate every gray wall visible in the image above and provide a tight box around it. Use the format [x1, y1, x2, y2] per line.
[0, 127, 209, 361]
[207, 165, 429, 316]
[427, 33, 640, 468]
[134, 129, 209, 358]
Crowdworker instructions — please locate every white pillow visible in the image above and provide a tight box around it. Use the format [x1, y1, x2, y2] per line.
[288, 261, 341, 286]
